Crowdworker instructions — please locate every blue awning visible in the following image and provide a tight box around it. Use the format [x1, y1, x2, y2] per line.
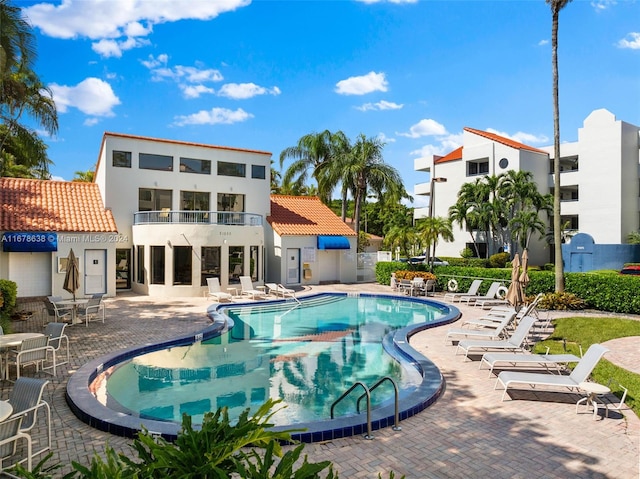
[317, 235, 351, 250]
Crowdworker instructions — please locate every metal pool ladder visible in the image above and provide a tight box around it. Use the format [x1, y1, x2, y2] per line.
[330, 376, 401, 440]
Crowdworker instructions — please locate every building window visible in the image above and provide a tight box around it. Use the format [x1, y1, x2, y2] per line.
[229, 246, 244, 284]
[251, 164, 266, 179]
[113, 150, 131, 168]
[218, 161, 246, 177]
[217, 193, 245, 224]
[140, 153, 173, 171]
[151, 246, 165, 284]
[180, 157, 211, 175]
[174, 246, 192, 285]
[139, 188, 172, 211]
[136, 245, 145, 284]
[250, 245, 259, 281]
[201, 247, 221, 286]
[181, 191, 210, 211]
[467, 159, 489, 176]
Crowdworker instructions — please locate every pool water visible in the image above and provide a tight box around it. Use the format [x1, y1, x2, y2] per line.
[99, 295, 448, 426]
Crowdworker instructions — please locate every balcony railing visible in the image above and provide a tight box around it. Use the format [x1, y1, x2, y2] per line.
[133, 210, 263, 226]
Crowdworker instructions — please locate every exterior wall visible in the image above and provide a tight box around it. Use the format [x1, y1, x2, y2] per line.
[0, 234, 117, 298]
[269, 234, 357, 286]
[95, 134, 272, 297]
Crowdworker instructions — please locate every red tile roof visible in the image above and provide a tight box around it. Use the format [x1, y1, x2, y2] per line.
[436, 128, 547, 164]
[268, 195, 357, 237]
[0, 178, 117, 232]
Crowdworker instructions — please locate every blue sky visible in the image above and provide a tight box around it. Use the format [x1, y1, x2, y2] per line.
[18, 0, 640, 208]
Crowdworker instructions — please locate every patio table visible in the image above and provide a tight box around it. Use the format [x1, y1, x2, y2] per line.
[57, 299, 89, 325]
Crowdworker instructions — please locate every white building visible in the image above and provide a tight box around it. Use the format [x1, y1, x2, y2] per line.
[414, 109, 640, 266]
[94, 132, 272, 297]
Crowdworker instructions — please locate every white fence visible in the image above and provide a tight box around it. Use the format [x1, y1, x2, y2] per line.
[356, 251, 392, 283]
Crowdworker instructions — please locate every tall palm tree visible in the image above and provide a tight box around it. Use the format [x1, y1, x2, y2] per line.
[415, 216, 454, 270]
[511, 210, 546, 251]
[448, 200, 482, 257]
[72, 169, 95, 182]
[547, 0, 572, 292]
[341, 134, 405, 236]
[279, 130, 347, 204]
[384, 224, 416, 260]
[0, 1, 58, 176]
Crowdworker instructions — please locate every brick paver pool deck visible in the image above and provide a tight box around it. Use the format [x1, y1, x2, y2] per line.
[7, 284, 640, 478]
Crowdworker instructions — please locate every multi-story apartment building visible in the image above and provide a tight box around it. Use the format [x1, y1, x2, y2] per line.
[414, 109, 640, 267]
[94, 132, 272, 297]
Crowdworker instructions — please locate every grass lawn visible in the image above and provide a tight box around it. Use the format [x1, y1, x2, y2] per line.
[534, 316, 640, 417]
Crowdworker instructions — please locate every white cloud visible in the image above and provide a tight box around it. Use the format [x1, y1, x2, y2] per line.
[84, 118, 100, 126]
[409, 133, 463, 163]
[92, 36, 150, 58]
[23, 0, 251, 57]
[591, 0, 616, 12]
[486, 128, 548, 145]
[141, 55, 224, 98]
[180, 84, 216, 99]
[618, 32, 640, 50]
[173, 107, 253, 126]
[335, 71, 388, 95]
[50, 77, 120, 117]
[538, 39, 549, 46]
[218, 83, 281, 99]
[377, 132, 396, 144]
[356, 100, 403, 111]
[398, 118, 447, 138]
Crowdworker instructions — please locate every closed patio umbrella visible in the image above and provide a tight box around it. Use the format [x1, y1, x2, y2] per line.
[63, 249, 80, 301]
[505, 252, 524, 309]
[519, 249, 530, 289]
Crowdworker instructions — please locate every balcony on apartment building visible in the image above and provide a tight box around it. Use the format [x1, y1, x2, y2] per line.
[133, 210, 263, 226]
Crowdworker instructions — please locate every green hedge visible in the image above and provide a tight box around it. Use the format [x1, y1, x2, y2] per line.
[0, 279, 17, 331]
[374, 263, 640, 315]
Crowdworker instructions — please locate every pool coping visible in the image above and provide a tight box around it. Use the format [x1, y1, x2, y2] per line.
[66, 292, 461, 441]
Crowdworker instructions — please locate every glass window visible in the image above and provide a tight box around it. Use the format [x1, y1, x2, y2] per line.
[228, 246, 244, 284]
[250, 245, 259, 282]
[180, 157, 211, 175]
[217, 193, 245, 225]
[113, 151, 131, 168]
[116, 249, 131, 289]
[201, 246, 221, 286]
[136, 245, 145, 284]
[181, 191, 210, 211]
[140, 153, 173, 171]
[467, 160, 489, 176]
[151, 246, 165, 284]
[251, 164, 266, 179]
[139, 189, 172, 211]
[174, 246, 192, 285]
[217, 161, 246, 177]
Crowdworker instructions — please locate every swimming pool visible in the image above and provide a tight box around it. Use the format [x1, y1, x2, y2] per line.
[66, 293, 460, 442]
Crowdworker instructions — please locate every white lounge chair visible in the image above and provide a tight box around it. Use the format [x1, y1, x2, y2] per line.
[239, 276, 266, 299]
[205, 278, 233, 302]
[462, 294, 542, 329]
[495, 343, 609, 401]
[443, 279, 482, 302]
[459, 281, 502, 305]
[265, 283, 296, 298]
[455, 315, 537, 359]
[481, 350, 581, 377]
[445, 312, 516, 344]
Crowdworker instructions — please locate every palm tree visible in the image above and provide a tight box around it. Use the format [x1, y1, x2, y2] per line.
[448, 200, 482, 258]
[342, 134, 406, 236]
[547, 0, 572, 292]
[415, 216, 454, 270]
[510, 210, 546, 251]
[270, 159, 281, 193]
[279, 130, 347, 204]
[384, 224, 416, 260]
[72, 169, 95, 182]
[0, 1, 58, 176]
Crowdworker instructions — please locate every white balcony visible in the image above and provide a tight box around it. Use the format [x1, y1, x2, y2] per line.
[414, 157, 431, 173]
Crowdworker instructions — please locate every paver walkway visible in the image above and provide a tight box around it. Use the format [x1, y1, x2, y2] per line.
[6, 285, 640, 478]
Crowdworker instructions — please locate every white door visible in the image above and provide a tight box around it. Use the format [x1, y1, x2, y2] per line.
[9, 252, 51, 297]
[286, 248, 300, 284]
[84, 249, 106, 295]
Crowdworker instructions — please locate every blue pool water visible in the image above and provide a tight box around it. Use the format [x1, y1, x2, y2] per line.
[67, 293, 460, 441]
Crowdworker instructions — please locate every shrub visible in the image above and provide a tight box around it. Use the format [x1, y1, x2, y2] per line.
[543, 263, 555, 271]
[460, 247, 474, 259]
[0, 280, 17, 322]
[538, 292, 586, 310]
[488, 252, 510, 268]
[394, 271, 436, 281]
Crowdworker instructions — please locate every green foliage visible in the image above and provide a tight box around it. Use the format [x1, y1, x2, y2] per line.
[543, 263, 555, 271]
[538, 292, 586, 310]
[488, 252, 510, 268]
[375, 261, 407, 285]
[460, 247, 474, 258]
[0, 279, 17, 322]
[394, 271, 436, 281]
[627, 230, 640, 244]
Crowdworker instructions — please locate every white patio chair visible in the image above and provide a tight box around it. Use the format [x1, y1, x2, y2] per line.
[0, 414, 32, 472]
[205, 278, 233, 302]
[239, 276, 266, 299]
[76, 295, 105, 327]
[43, 322, 69, 367]
[6, 337, 55, 380]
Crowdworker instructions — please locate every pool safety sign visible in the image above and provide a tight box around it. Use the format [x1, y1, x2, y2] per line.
[2, 232, 58, 252]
